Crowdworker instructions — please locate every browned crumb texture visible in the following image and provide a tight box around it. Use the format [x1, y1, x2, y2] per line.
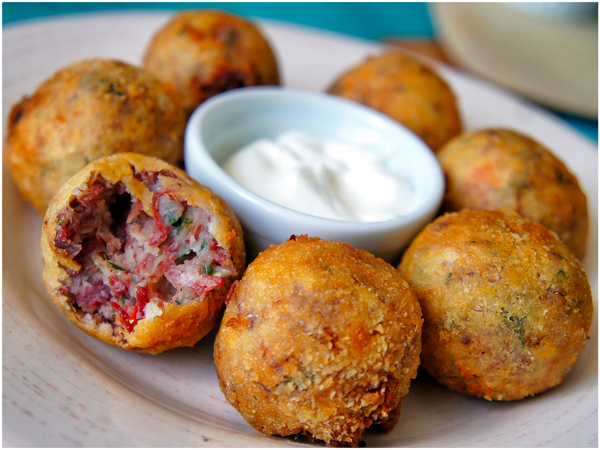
[399, 210, 593, 401]
[214, 236, 422, 446]
[437, 128, 589, 259]
[5, 59, 186, 215]
[327, 50, 462, 151]
[143, 9, 280, 115]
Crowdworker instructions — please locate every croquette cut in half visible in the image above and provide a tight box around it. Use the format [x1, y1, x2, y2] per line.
[437, 128, 589, 259]
[143, 9, 280, 115]
[5, 59, 187, 215]
[327, 51, 462, 152]
[399, 210, 593, 401]
[41, 153, 245, 354]
[214, 236, 423, 446]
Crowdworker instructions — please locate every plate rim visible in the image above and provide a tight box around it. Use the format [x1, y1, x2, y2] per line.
[3, 11, 598, 448]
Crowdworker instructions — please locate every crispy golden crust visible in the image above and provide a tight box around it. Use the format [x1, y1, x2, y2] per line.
[327, 51, 462, 151]
[437, 128, 589, 259]
[214, 236, 422, 445]
[398, 210, 593, 401]
[4, 59, 186, 215]
[143, 10, 280, 115]
[41, 153, 245, 354]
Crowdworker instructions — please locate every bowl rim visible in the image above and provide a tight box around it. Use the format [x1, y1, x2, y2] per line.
[184, 86, 445, 233]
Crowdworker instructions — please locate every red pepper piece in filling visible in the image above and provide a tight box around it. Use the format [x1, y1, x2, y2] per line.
[148, 192, 172, 247]
[110, 285, 149, 333]
[209, 240, 229, 266]
[76, 183, 105, 205]
[135, 286, 149, 321]
[111, 301, 135, 333]
[109, 274, 128, 297]
[191, 275, 225, 296]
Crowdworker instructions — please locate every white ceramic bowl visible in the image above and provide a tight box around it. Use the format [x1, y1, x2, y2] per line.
[184, 86, 444, 263]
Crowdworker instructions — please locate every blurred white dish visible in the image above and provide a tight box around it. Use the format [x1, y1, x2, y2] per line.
[430, 2, 598, 119]
[3, 12, 597, 447]
[184, 86, 443, 262]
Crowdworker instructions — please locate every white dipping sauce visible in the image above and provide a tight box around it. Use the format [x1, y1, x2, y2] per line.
[222, 131, 414, 222]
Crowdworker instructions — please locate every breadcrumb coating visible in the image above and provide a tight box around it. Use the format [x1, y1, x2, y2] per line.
[215, 236, 422, 445]
[399, 210, 593, 401]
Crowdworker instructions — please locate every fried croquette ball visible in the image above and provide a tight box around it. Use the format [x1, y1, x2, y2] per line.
[398, 210, 593, 401]
[327, 51, 462, 151]
[5, 59, 186, 215]
[41, 153, 245, 354]
[214, 236, 422, 446]
[142, 10, 280, 115]
[437, 128, 589, 259]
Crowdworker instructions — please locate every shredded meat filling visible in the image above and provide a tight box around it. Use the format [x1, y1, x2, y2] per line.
[54, 171, 236, 333]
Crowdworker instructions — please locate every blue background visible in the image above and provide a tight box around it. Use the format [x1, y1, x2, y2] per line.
[3, 2, 597, 143]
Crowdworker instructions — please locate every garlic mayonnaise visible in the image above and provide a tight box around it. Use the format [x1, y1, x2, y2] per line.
[222, 131, 413, 222]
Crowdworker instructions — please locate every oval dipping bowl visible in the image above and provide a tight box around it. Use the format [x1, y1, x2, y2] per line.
[184, 86, 445, 263]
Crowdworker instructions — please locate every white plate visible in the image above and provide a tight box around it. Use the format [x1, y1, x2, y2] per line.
[3, 12, 598, 447]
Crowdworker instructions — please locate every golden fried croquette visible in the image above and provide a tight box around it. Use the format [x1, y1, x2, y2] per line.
[41, 153, 245, 354]
[214, 236, 422, 446]
[142, 10, 280, 115]
[327, 51, 462, 151]
[399, 210, 593, 401]
[437, 128, 589, 259]
[5, 59, 186, 215]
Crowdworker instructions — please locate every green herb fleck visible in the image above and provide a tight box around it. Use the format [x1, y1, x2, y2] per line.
[104, 254, 125, 271]
[202, 264, 217, 276]
[200, 239, 207, 250]
[107, 82, 126, 97]
[175, 299, 181, 305]
[500, 307, 526, 346]
[174, 250, 192, 263]
[445, 318, 460, 329]
[175, 218, 193, 234]
[445, 272, 453, 285]
[119, 295, 126, 305]
[56, 217, 64, 224]
[68, 302, 78, 315]
[557, 269, 568, 279]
